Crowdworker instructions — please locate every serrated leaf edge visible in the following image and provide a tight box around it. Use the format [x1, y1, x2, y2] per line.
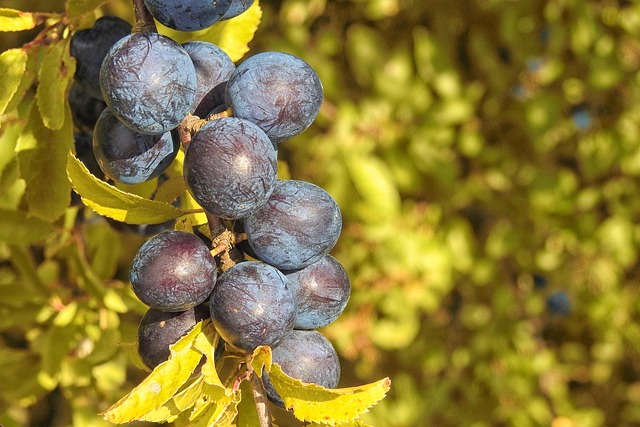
[270, 364, 391, 425]
[101, 320, 208, 423]
[66, 152, 185, 224]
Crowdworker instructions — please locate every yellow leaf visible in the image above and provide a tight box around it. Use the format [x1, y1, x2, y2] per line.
[66, 152, 184, 224]
[154, 174, 187, 204]
[0, 48, 27, 116]
[157, 0, 262, 61]
[66, 0, 109, 18]
[250, 345, 272, 378]
[269, 364, 391, 425]
[192, 321, 225, 388]
[5, 44, 44, 113]
[139, 376, 205, 423]
[187, 390, 240, 427]
[0, 8, 37, 32]
[101, 321, 206, 424]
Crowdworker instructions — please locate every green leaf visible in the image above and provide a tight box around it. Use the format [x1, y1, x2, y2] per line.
[269, 364, 391, 425]
[0, 48, 27, 117]
[7, 244, 49, 298]
[16, 103, 73, 222]
[0, 209, 54, 244]
[37, 39, 76, 130]
[0, 8, 38, 32]
[66, 0, 109, 19]
[66, 153, 184, 224]
[67, 244, 108, 299]
[347, 156, 401, 222]
[0, 121, 22, 175]
[52, 301, 78, 326]
[0, 347, 46, 403]
[86, 223, 122, 280]
[102, 289, 128, 313]
[35, 323, 78, 388]
[0, 159, 24, 201]
[101, 321, 206, 424]
[158, 0, 262, 61]
[0, 165, 26, 210]
[6, 45, 45, 113]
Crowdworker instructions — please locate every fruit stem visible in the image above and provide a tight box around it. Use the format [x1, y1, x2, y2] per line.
[206, 212, 226, 240]
[131, 0, 157, 33]
[177, 111, 231, 151]
[248, 368, 273, 427]
[206, 213, 244, 271]
[206, 108, 233, 121]
[177, 114, 207, 151]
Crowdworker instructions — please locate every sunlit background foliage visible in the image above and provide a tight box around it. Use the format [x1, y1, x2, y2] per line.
[2, 0, 640, 426]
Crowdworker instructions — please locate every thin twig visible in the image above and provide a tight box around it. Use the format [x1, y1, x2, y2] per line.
[248, 367, 273, 427]
[178, 114, 207, 151]
[206, 212, 226, 238]
[131, 0, 157, 33]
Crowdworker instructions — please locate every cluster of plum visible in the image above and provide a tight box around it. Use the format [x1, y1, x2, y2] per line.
[68, 0, 351, 408]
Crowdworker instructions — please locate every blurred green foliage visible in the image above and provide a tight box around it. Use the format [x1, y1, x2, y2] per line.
[251, 0, 640, 426]
[3, 0, 640, 426]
